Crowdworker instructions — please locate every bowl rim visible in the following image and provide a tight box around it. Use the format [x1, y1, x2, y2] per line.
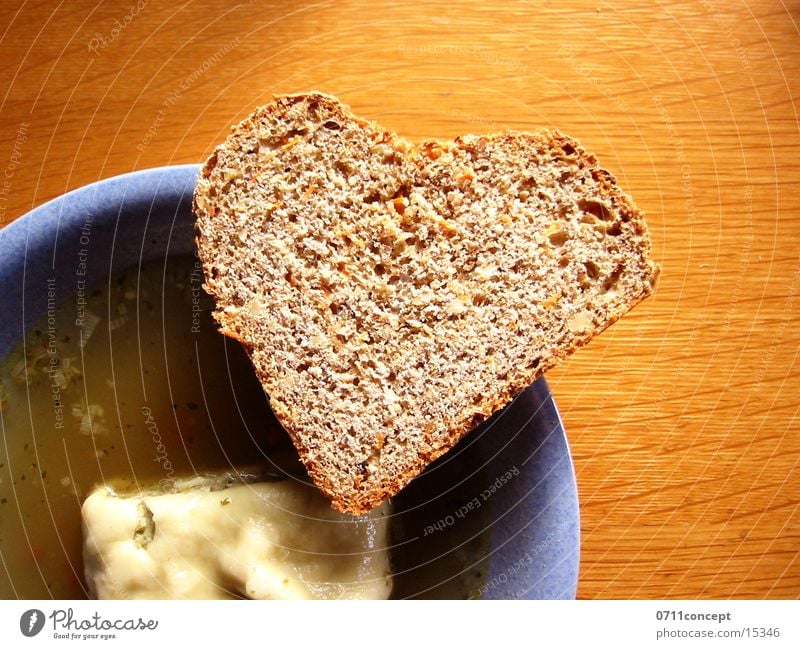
[1, 164, 202, 235]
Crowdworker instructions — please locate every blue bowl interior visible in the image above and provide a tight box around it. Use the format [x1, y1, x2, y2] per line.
[0, 166, 579, 599]
[393, 379, 579, 599]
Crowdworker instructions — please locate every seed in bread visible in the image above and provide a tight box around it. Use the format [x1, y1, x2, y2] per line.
[193, 92, 659, 515]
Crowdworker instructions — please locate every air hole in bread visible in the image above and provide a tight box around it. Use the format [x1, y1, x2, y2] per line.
[323, 120, 341, 131]
[400, 216, 417, 233]
[203, 151, 218, 176]
[602, 267, 622, 293]
[383, 151, 403, 165]
[606, 223, 622, 237]
[562, 143, 576, 156]
[577, 198, 613, 221]
[374, 263, 386, 276]
[584, 261, 600, 280]
[390, 186, 411, 203]
[549, 230, 568, 247]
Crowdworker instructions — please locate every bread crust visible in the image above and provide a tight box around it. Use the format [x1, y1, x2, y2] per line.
[193, 92, 659, 514]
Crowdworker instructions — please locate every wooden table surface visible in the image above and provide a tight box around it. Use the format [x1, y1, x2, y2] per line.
[1, 0, 798, 599]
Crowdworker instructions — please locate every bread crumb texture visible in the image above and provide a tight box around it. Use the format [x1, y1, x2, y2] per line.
[193, 92, 659, 514]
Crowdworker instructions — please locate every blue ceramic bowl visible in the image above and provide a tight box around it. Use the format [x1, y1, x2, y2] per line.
[0, 166, 579, 599]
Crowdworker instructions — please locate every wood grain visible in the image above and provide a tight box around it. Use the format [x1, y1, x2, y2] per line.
[1, 0, 798, 599]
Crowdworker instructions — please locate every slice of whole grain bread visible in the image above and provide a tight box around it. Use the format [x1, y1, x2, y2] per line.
[193, 92, 659, 514]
